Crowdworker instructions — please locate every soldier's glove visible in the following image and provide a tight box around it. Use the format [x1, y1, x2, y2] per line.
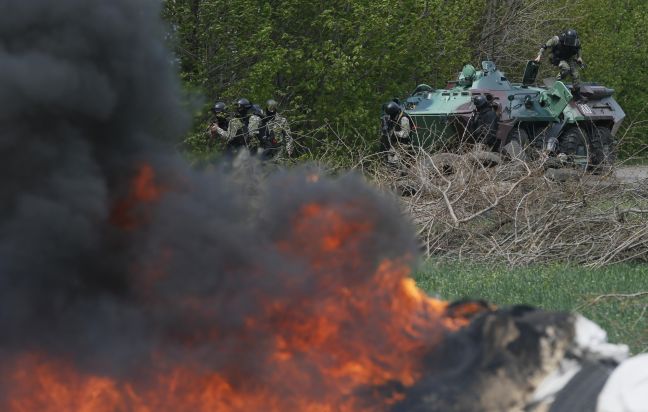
[207, 123, 216, 137]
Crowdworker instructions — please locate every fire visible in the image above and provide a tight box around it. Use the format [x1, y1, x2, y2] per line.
[3, 183, 489, 412]
[7, 355, 124, 412]
[110, 163, 164, 230]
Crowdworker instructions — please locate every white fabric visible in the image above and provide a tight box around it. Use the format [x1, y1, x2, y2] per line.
[529, 315, 630, 408]
[573, 315, 629, 363]
[597, 354, 648, 412]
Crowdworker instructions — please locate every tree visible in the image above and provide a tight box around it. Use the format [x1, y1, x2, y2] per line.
[162, 0, 648, 157]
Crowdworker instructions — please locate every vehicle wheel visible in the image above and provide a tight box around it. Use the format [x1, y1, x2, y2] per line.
[503, 128, 529, 161]
[527, 128, 549, 160]
[559, 127, 588, 157]
[589, 126, 616, 166]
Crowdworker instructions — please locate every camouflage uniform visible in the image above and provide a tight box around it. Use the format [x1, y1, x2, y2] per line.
[260, 113, 293, 160]
[213, 113, 262, 155]
[207, 116, 228, 145]
[386, 113, 411, 164]
[391, 114, 411, 141]
[469, 105, 499, 150]
[206, 102, 229, 148]
[537, 35, 582, 89]
[247, 112, 262, 154]
[213, 116, 247, 154]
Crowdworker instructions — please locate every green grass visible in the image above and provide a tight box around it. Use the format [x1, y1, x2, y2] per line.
[414, 261, 648, 354]
[619, 156, 648, 166]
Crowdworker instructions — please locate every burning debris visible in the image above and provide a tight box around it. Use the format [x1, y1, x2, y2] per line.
[0, 0, 643, 411]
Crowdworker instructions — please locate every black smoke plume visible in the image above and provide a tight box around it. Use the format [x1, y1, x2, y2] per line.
[0, 0, 186, 364]
[0, 0, 419, 407]
[0, 2, 577, 411]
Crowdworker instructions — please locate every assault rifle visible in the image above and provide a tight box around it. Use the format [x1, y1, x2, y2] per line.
[380, 114, 392, 139]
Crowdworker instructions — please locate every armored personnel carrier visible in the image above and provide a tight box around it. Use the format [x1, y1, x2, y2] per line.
[394, 61, 624, 167]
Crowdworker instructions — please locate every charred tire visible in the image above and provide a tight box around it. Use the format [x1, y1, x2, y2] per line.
[590, 126, 616, 166]
[559, 127, 588, 157]
[503, 128, 529, 161]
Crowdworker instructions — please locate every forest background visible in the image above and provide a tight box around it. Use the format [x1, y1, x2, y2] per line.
[162, 0, 648, 351]
[162, 0, 648, 158]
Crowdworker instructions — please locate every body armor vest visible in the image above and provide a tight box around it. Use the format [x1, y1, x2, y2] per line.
[552, 41, 580, 63]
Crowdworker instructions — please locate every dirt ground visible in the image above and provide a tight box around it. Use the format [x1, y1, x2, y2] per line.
[614, 165, 648, 183]
[544, 164, 648, 184]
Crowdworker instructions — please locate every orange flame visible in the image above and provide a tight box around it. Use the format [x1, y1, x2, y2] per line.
[4, 200, 489, 411]
[110, 163, 164, 230]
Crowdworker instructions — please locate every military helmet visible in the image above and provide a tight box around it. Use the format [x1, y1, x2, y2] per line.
[251, 103, 264, 117]
[385, 101, 401, 117]
[211, 101, 226, 114]
[266, 99, 278, 114]
[473, 95, 488, 109]
[562, 28, 579, 47]
[235, 98, 252, 114]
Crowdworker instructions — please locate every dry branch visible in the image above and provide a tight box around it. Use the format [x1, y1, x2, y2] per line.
[589, 291, 648, 304]
[302, 123, 648, 267]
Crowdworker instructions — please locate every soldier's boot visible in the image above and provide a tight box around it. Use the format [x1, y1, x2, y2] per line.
[556, 69, 570, 82]
[572, 86, 587, 103]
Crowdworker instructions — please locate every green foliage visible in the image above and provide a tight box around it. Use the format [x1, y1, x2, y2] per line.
[415, 261, 648, 353]
[573, 0, 648, 155]
[163, 0, 648, 157]
[163, 0, 484, 153]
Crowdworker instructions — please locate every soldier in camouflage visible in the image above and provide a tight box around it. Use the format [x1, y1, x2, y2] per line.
[259, 99, 293, 161]
[247, 103, 264, 155]
[212, 98, 262, 155]
[534, 28, 586, 101]
[207, 101, 228, 147]
[469, 95, 500, 150]
[381, 101, 412, 164]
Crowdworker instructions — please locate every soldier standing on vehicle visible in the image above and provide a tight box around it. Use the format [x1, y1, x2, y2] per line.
[381, 101, 412, 164]
[259, 99, 293, 161]
[534, 28, 586, 101]
[212, 98, 261, 155]
[469, 95, 500, 151]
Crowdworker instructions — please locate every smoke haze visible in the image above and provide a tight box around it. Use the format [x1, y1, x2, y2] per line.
[0, 1, 420, 407]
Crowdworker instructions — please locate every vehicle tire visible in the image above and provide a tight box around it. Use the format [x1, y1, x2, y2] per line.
[503, 128, 529, 161]
[558, 127, 588, 157]
[589, 126, 616, 166]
